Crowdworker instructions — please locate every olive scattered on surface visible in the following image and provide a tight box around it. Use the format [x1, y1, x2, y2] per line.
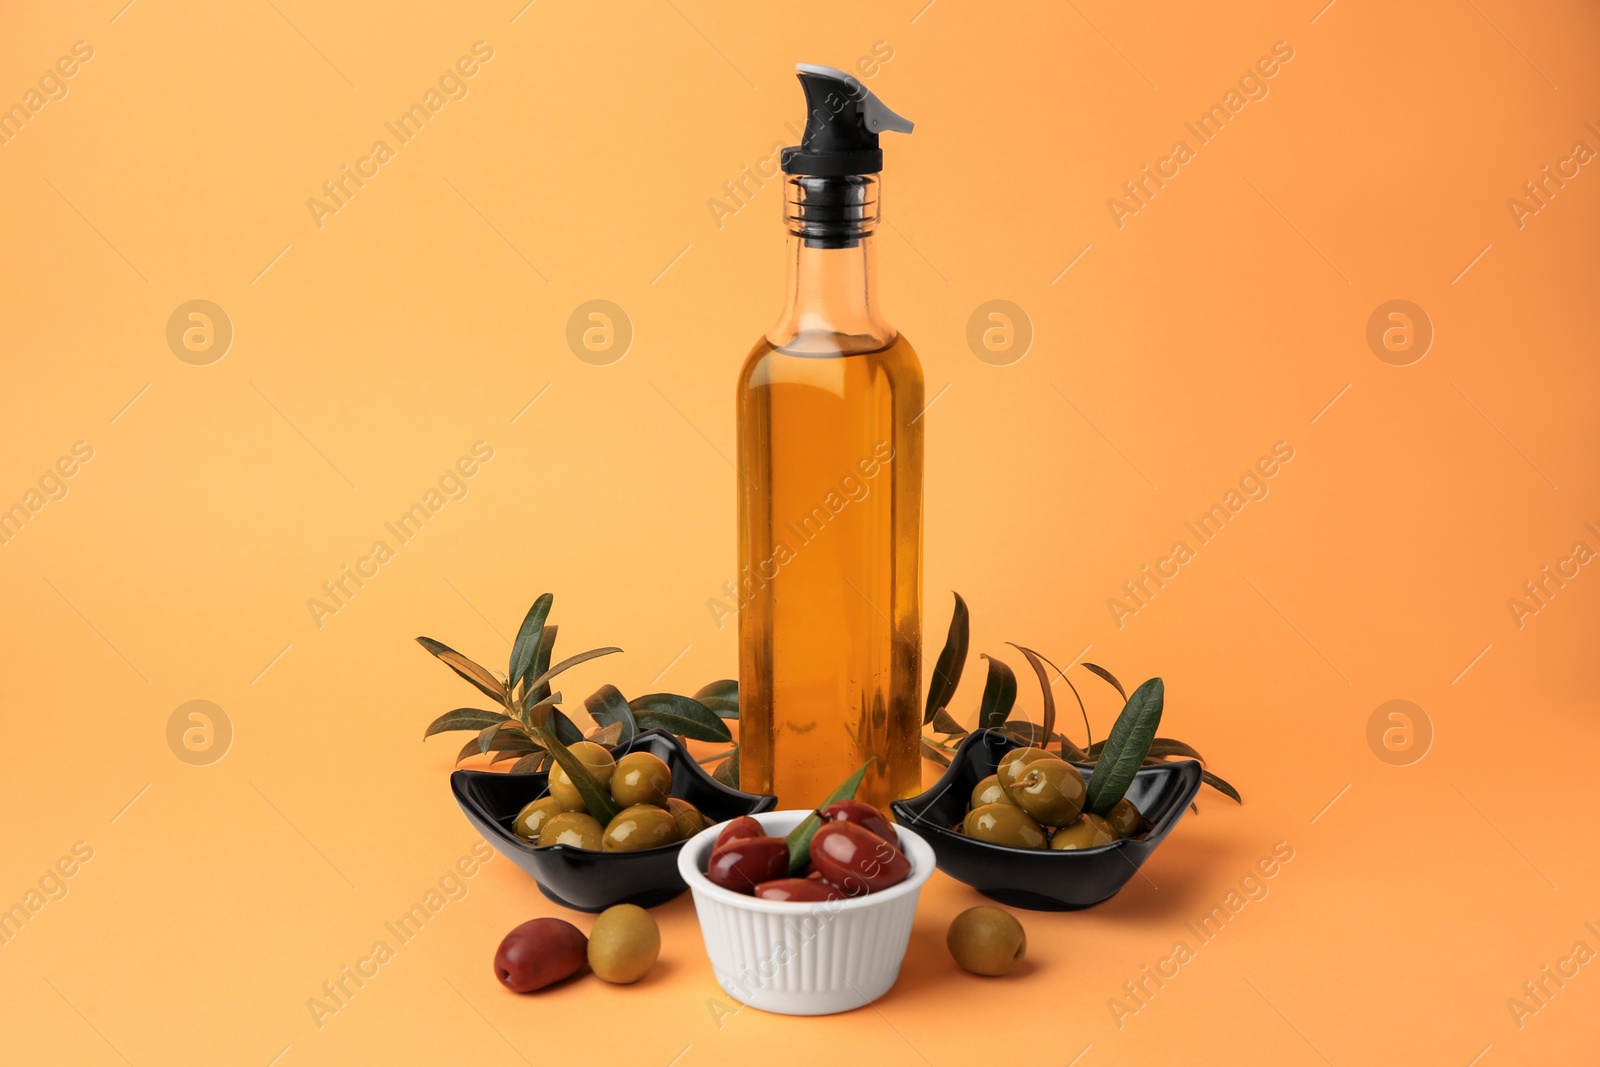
[587, 904, 660, 984]
[610, 751, 673, 808]
[512, 796, 567, 842]
[494, 917, 588, 993]
[970, 774, 1010, 808]
[1050, 813, 1117, 850]
[538, 810, 604, 850]
[1105, 797, 1148, 838]
[666, 797, 707, 840]
[817, 800, 895, 843]
[602, 805, 679, 852]
[963, 802, 1048, 849]
[548, 741, 616, 809]
[947, 906, 1026, 977]
[1008, 757, 1087, 826]
[707, 835, 790, 893]
[996, 748, 1056, 801]
[809, 821, 911, 895]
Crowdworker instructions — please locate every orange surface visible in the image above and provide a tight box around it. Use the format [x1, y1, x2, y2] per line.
[2, 1, 1598, 1064]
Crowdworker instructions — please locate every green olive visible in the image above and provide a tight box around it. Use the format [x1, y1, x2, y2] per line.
[1008, 757, 1086, 826]
[548, 741, 616, 811]
[947, 906, 1027, 976]
[587, 904, 660, 984]
[512, 796, 567, 841]
[1050, 814, 1117, 850]
[665, 797, 707, 840]
[610, 751, 673, 808]
[537, 810, 604, 850]
[963, 802, 1048, 849]
[970, 774, 1011, 808]
[1106, 797, 1148, 838]
[996, 748, 1055, 802]
[602, 805, 679, 852]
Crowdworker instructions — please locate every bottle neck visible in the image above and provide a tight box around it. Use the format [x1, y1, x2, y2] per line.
[767, 174, 895, 355]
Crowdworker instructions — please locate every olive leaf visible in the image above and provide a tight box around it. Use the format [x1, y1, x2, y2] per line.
[509, 752, 547, 774]
[629, 693, 732, 742]
[477, 720, 519, 755]
[713, 748, 741, 788]
[1147, 737, 1206, 762]
[923, 592, 969, 724]
[586, 684, 637, 743]
[587, 722, 624, 747]
[508, 593, 555, 692]
[920, 739, 952, 766]
[976, 654, 1018, 730]
[523, 691, 563, 730]
[1084, 677, 1164, 816]
[1007, 644, 1061, 753]
[416, 637, 507, 704]
[1013, 645, 1092, 753]
[930, 707, 967, 736]
[522, 624, 558, 706]
[1087, 736, 1203, 762]
[523, 646, 623, 702]
[1062, 682, 1093, 757]
[530, 726, 621, 824]
[785, 759, 874, 875]
[423, 708, 509, 738]
[548, 707, 585, 746]
[695, 679, 740, 719]
[493, 732, 540, 754]
[457, 726, 535, 764]
[1201, 769, 1242, 804]
[1082, 661, 1127, 701]
[999, 720, 1048, 746]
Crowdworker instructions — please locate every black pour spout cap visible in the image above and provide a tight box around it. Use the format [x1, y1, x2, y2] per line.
[780, 63, 914, 177]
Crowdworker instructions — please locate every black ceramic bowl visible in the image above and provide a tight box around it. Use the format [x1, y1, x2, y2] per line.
[891, 729, 1203, 911]
[452, 728, 776, 912]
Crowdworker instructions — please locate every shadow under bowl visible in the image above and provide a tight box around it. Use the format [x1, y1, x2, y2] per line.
[891, 728, 1202, 911]
[451, 728, 777, 912]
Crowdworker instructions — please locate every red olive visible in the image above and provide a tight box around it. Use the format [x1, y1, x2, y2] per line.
[493, 918, 588, 993]
[754, 877, 847, 902]
[706, 835, 790, 894]
[817, 800, 895, 843]
[713, 815, 765, 850]
[809, 822, 911, 896]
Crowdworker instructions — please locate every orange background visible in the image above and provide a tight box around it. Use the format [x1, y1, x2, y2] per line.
[2, 0, 1598, 1063]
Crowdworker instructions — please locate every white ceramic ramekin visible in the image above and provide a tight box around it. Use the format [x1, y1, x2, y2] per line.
[677, 809, 935, 1016]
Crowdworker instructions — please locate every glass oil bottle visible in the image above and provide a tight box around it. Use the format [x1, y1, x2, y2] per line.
[737, 65, 922, 811]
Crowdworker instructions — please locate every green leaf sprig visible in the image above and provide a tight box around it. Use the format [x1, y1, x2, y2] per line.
[419, 592, 740, 775]
[919, 592, 1241, 810]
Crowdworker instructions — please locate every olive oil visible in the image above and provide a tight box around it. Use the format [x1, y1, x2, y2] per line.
[737, 335, 923, 810]
[736, 66, 921, 811]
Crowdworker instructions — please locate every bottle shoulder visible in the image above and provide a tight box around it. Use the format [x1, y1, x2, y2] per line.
[740, 330, 921, 384]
